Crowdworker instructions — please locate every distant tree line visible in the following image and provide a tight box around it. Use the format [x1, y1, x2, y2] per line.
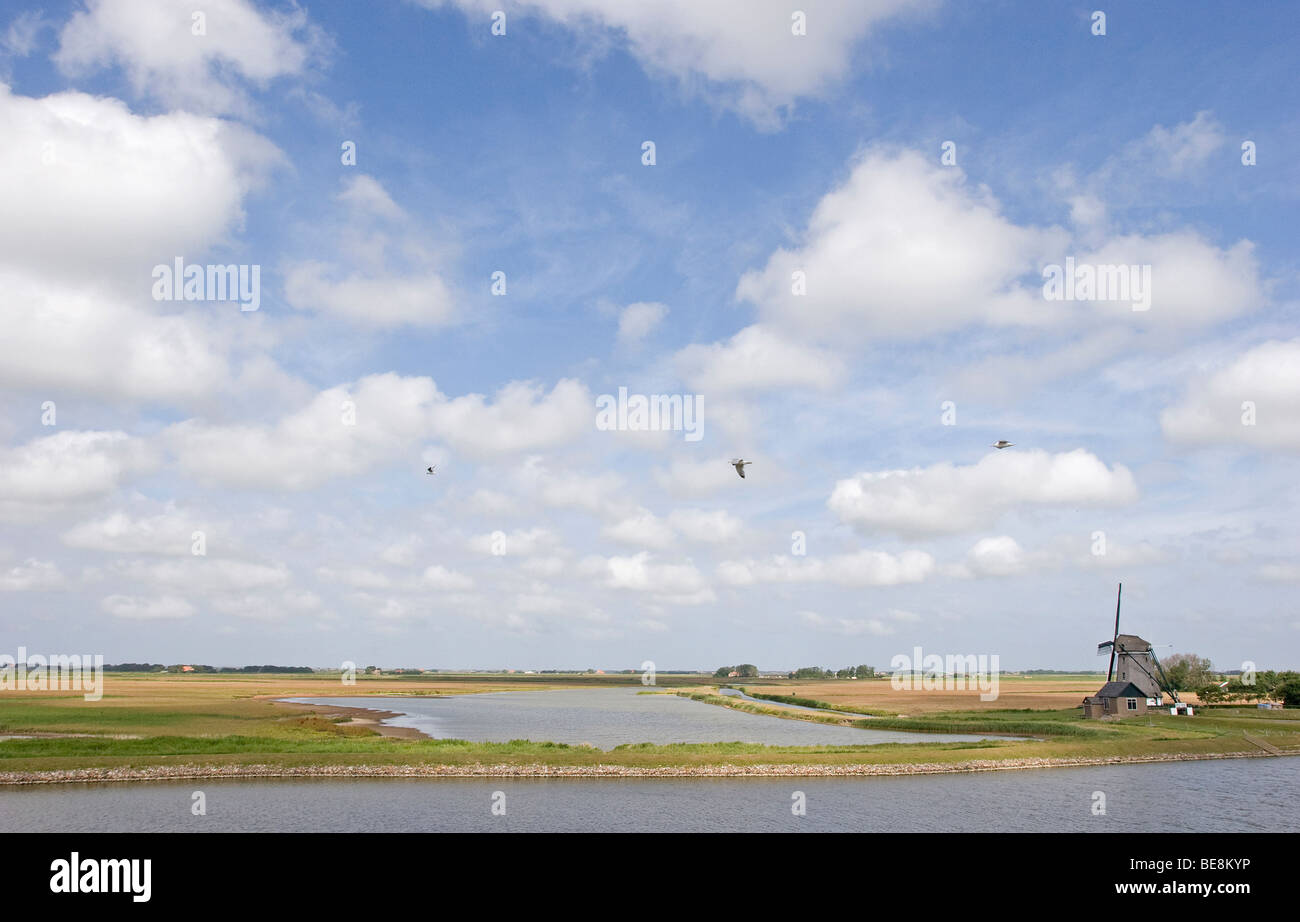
[788, 665, 874, 679]
[1198, 670, 1300, 706]
[1148, 653, 1299, 706]
[713, 664, 759, 678]
[103, 664, 314, 674]
[103, 663, 168, 672]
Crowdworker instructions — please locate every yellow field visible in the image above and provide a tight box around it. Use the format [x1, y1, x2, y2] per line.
[737, 675, 1203, 714]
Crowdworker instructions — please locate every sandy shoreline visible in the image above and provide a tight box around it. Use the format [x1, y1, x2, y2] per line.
[2, 749, 1293, 786]
[272, 697, 428, 740]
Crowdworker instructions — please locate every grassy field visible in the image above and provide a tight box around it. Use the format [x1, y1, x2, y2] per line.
[0, 672, 1295, 779]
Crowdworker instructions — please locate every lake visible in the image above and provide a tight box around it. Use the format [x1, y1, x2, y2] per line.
[282, 687, 999, 748]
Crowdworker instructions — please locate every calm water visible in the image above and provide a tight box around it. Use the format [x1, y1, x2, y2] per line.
[719, 686, 863, 716]
[2, 758, 1295, 832]
[282, 687, 997, 748]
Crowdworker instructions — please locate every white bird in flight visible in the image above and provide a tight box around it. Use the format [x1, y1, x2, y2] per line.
[991, 441, 1013, 449]
[731, 459, 751, 479]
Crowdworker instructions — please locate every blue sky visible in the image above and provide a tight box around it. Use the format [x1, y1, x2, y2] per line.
[0, 0, 1297, 671]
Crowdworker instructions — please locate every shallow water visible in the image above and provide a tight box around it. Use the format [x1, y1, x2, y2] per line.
[719, 686, 863, 716]
[282, 687, 997, 748]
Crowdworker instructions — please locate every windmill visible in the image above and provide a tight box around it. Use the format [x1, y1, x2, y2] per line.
[1086, 583, 1183, 717]
[1094, 583, 1180, 702]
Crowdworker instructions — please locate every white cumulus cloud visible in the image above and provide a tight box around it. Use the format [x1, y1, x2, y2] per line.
[828, 449, 1138, 537]
[1161, 339, 1300, 451]
[56, 0, 322, 116]
[419, 0, 935, 124]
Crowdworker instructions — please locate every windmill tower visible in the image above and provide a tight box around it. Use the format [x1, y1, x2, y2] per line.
[1099, 634, 1165, 699]
[1084, 583, 1181, 718]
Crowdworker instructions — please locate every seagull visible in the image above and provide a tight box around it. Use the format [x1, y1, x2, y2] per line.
[730, 459, 751, 479]
[426, 465, 437, 475]
[991, 441, 1014, 450]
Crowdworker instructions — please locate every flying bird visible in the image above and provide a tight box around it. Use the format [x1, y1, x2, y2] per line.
[426, 465, 437, 475]
[991, 441, 1014, 450]
[731, 459, 751, 479]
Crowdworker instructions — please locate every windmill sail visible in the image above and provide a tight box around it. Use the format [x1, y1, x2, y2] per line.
[1105, 582, 1122, 682]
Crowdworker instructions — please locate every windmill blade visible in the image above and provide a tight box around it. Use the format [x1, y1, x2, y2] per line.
[1107, 582, 1122, 682]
